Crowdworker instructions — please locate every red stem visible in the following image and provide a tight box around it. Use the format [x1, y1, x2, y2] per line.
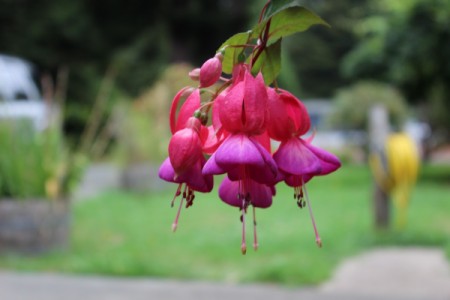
[251, 18, 271, 67]
[259, 0, 271, 23]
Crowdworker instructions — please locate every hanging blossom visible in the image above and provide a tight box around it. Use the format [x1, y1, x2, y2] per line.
[158, 0, 340, 254]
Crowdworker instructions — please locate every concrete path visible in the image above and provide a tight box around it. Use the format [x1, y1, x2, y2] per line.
[1, 247, 449, 300]
[320, 247, 450, 299]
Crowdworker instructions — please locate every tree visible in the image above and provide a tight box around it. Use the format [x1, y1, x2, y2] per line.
[0, 0, 253, 138]
[342, 0, 450, 141]
[272, 0, 372, 98]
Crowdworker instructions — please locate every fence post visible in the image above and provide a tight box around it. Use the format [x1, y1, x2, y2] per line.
[368, 104, 390, 229]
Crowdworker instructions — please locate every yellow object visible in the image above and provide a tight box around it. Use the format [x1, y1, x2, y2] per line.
[369, 133, 420, 228]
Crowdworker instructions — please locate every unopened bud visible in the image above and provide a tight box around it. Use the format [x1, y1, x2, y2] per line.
[189, 68, 200, 81]
[199, 56, 222, 88]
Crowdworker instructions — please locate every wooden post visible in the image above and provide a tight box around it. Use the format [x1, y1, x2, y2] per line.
[368, 105, 390, 229]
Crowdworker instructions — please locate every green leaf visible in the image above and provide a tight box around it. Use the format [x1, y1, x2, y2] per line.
[253, 6, 329, 44]
[263, 0, 303, 20]
[217, 31, 251, 74]
[251, 39, 282, 85]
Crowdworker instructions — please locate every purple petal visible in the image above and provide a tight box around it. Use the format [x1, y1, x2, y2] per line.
[218, 177, 242, 207]
[215, 134, 266, 169]
[177, 157, 214, 192]
[273, 137, 322, 176]
[218, 177, 273, 208]
[158, 157, 176, 183]
[202, 152, 226, 175]
[305, 142, 341, 175]
[247, 181, 273, 208]
[249, 136, 279, 184]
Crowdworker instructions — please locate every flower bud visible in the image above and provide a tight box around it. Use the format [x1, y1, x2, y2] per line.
[189, 68, 200, 81]
[169, 117, 203, 175]
[199, 55, 223, 88]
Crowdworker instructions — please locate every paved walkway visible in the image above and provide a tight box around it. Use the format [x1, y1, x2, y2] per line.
[1, 247, 449, 300]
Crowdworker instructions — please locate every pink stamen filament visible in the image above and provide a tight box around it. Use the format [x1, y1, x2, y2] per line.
[301, 180, 322, 248]
[171, 184, 183, 207]
[252, 206, 258, 251]
[241, 194, 247, 255]
[172, 184, 187, 232]
[239, 165, 249, 255]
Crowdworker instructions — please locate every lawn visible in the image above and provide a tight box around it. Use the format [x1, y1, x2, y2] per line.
[0, 164, 449, 285]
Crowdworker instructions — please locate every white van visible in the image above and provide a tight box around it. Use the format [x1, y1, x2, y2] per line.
[0, 54, 51, 131]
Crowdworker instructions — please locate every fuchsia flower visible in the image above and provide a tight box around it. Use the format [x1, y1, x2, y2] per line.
[202, 67, 277, 253]
[159, 52, 341, 254]
[159, 88, 213, 231]
[268, 88, 341, 246]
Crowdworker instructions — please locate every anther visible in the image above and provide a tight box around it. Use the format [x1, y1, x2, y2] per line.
[171, 184, 183, 207]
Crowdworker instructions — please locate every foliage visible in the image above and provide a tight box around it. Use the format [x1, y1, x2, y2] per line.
[218, 2, 327, 85]
[0, 121, 82, 199]
[0, 164, 449, 284]
[342, 0, 450, 139]
[263, 0, 373, 98]
[0, 0, 253, 138]
[330, 81, 408, 130]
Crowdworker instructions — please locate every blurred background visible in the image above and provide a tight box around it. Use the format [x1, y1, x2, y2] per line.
[0, 0, 449, 296]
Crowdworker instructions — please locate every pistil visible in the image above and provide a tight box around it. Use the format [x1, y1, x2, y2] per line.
[302, 180, 322, 248]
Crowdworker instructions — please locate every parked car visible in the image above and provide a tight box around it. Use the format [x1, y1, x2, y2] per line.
[0, 54, 51, 131]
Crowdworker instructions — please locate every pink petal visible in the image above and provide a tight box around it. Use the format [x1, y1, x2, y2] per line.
[253, 130, 271, 153]
[279, 89, 310, 136]
[241, 72, 268, 134]
[175, 89, 201, 132]
[212, 92, 224, 133]
[219, 81, 245, 133]
[201, 125, 224, 155]
[266, 88, 293, 141]
[168, 127, 202, 175]
[169, 87, 192, 134]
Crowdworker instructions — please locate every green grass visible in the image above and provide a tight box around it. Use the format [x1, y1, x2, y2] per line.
[0, 164, 449, 285]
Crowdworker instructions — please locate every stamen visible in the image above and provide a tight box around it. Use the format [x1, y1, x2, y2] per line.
[172, 184, 188, 232]
[170, 184, 183, 207]
[302, 181, 322, 248]
[185, 188, 195, 208]
[238, 178, 247, 255]
[295, 185, 305, 208]
[241, 196, 247, 255]
[252, 206, 258, 251]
